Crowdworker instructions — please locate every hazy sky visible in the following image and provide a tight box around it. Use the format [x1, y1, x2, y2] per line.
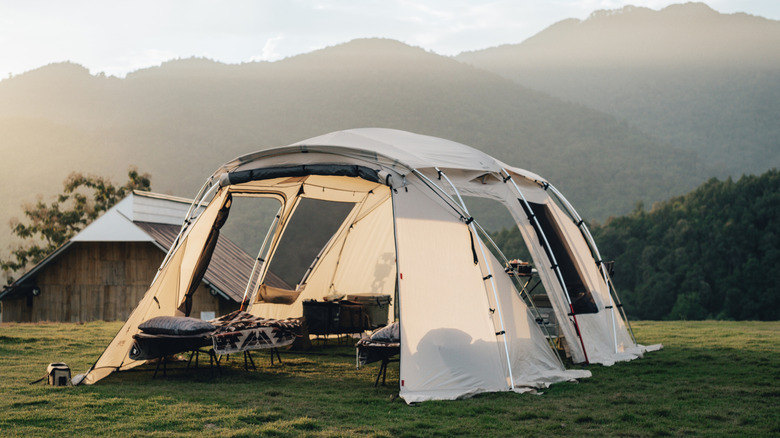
[1, 0, 778, 79]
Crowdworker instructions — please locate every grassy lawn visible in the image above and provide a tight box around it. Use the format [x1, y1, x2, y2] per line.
[0, 320, 778, 437]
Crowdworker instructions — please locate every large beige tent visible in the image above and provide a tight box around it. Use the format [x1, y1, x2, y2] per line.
[80, 128, 658, 402]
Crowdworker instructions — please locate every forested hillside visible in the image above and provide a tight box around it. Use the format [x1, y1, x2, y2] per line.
[457, 3, 780, 178]
[590, 169, 780, 321]
[493, 169, 780, 320]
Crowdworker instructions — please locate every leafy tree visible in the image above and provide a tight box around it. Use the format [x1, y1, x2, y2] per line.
[1, 168, 151, 283]
[589, 170, 780, 321]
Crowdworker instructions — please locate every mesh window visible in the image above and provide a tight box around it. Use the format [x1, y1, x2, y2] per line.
[267, 198, 355, 289]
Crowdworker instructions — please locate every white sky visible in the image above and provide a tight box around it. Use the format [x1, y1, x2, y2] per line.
[1, 0, 778, 79]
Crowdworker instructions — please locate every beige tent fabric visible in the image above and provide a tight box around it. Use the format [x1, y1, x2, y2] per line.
[82, 128, 653, 396]
[496, 180, 656, 365]
[393, 183, 509, 402]
[480, 243, 592, 386]
[495, 186, 589, 364]
[547, 200, 659, 365]
[249, 178, 395, 320]
[83, 189, 230, 383]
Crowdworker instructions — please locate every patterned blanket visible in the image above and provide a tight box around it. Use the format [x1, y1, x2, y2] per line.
[210, 310, 302, 355]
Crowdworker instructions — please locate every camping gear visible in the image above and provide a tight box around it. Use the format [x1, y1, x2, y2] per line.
[79, 128, 660, 402]
[302, 300, 340, 335]
[506, 260, 533, 276]
[210, 310, 300, 355]
[138, 316, 216, 336]
[302, 299, 373, 335]
[130, 315, 216, 361]
[357, 322, 401, 386]
[337, 300, 370, 334]
[129, 312, 299, 360]
[29, 362, 72, 386]
[346, 294, 391, 328]
[531, 295, 559, 338]
[47, 363, 71, 386]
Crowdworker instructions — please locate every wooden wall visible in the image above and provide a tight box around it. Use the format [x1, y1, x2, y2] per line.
[1, 241, 237, 323]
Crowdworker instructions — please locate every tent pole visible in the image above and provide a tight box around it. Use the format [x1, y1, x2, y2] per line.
[240, 205, 283, 311]
[544, 184, 620, 351]
[409, 169, 564, 367]
[500, 169, 591, 364]
[390, 187, 402, 322]
[545, 183, 637, 347]
[469, 219, 565, 367]
[150, 177, 218, 287]
[432, 168, 516, 390]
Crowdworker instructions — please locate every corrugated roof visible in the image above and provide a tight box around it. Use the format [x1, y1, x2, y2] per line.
[0, 191, 290, 304]
[135, 222, 290, 301]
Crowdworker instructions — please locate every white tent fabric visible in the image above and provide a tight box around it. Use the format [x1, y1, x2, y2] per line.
[81, 128, 660, 402]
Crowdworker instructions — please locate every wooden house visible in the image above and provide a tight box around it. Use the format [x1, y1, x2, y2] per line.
[0, 191, 283, 323]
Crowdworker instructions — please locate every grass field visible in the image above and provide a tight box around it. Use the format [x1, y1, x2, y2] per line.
[0, 320, 778, 437]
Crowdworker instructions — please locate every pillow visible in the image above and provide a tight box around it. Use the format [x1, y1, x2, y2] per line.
[369, 321, 399, 343]
[138, 316, 215, 336]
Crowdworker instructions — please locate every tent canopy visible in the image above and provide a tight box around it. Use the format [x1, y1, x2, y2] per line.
[81, 128, 659, 403]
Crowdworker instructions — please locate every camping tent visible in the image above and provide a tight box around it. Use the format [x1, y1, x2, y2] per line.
[80, 128, 658, 402]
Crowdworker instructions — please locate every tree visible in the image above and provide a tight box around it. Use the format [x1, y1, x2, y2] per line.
[1, 168, 151, 283]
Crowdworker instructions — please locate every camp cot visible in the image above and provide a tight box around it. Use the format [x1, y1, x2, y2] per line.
[79, 128, 659, 403]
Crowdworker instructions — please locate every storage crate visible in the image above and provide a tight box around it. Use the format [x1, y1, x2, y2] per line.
[302, 300, 339, 335]
[345, 294, 392, 328]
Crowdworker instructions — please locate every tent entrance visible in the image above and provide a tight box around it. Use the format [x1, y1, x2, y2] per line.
[265, 198, 355, 292]
[243, 176, 397, 321]
[527, 202, 598, 315]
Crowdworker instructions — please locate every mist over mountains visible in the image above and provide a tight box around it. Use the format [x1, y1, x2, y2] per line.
[457, 2, 780, 177]
[1, 2, 776, 259]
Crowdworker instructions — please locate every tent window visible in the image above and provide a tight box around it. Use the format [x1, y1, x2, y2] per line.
[220, 195, 283, 256]
[216, 194, 292, 293]
[462, 196, 516, 232]
[268, 198, 355, 289]
[529, 202, 598, 315]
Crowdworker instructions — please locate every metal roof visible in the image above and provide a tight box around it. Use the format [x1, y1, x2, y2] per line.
[1, 192, 289, 302]
[135, 222, 289, 301]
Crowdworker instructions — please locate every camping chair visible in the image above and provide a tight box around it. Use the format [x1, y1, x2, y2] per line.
[356, 322, 400, 386]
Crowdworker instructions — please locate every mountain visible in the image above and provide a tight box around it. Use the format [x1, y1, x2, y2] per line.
[456, 2, 780, 177]
[0, 39, 709, 264]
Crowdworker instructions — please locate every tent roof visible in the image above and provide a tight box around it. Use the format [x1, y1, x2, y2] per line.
[215, 128, 547, 183]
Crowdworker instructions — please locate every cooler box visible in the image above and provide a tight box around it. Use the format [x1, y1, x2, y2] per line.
[345, 294, 391, 328]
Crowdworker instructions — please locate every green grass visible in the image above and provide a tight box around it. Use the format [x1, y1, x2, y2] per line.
[0, 321, 778, 437]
